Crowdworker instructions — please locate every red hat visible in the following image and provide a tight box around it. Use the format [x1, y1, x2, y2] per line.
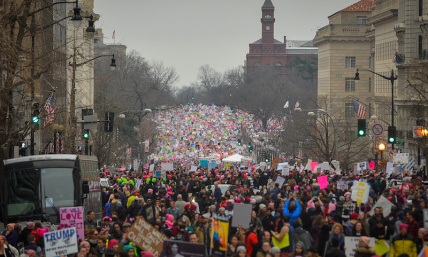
[244, 196, 250, 201]
[235, 198, 241, 203]
[351, 212, 359, 220]
[185, 203, 190, 209]
[387, 196, 393, 201]
[190, 204, 197, 211]
[135, 193, 140, 197]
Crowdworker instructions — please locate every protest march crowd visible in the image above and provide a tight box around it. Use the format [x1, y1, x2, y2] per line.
[2, 165, 428, 257]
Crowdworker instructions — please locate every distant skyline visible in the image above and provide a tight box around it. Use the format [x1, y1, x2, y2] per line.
[95, 0, 357, 86]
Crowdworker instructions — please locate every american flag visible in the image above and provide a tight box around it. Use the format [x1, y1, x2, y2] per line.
[43, 93, 55, 128]
[353, 100, 367, 119]
[112, 30, 115, 40]
[295, 100, 300, 108]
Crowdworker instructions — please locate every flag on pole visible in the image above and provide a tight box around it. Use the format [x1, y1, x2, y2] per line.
[112, 30, 115, 40]
[295, 100, 300, 108]
[283, 101, 289, 109]
[352, 100, 367, 119]
[43, 93, 55, 128]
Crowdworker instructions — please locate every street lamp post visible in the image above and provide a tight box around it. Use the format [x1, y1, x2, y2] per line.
[69, 54, 116, 153]
[355, 69, 397, 149]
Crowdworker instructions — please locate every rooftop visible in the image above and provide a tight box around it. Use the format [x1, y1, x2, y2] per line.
[251, 38, 284, 44]
[262, 0, 274, 8]
[329, 0, 380, 17]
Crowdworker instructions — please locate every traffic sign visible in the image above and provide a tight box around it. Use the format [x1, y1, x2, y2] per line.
[372, 123, 384, 136]
[389, 150, 396, 159]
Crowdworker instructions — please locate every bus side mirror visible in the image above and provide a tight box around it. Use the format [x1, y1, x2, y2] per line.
[82, 181, 90, 194]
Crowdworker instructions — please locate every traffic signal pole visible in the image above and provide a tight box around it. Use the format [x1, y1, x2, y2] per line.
[391, 69, 395, 150]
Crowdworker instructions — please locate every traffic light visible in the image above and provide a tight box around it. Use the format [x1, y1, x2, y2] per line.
[105, 112, 114, 132]
[191, 96, 194, 100]
[388, 126, 396, 143]
[31, 102, 40, 123]
[238, 139, 241, 145]
[249, 146, 253, 153]
[248, 143, 253, 153]
[357, 119, 366, 137]
[83, 129, 89, 139]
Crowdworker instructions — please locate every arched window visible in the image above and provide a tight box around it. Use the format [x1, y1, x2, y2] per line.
[264, 48, 267, 53]
[265, 14, 272, 18]
[269, 49, 272, 53]
[254, 49, 257, 53]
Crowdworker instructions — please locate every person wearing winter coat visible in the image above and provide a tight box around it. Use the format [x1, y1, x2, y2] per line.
[292, 220, 313, 253]
[390, 223, 417, 257]
[282, 197, 301, 229]
[354, 236, 375, 257]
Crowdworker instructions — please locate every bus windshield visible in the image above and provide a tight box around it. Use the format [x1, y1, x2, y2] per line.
[5, 167, 76, 217]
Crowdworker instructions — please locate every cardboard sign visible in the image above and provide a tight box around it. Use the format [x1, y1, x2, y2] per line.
[375, 239, 390, 256]
[412, 179, 422, 186]
[190, 165, 197, 172]
[337, 181, 348, 190]
[345, 236, 375, 257]
[369, 196, 394, 217]
[310, 162, 318, 172]
[44, 227, 78, 257]
[317, 176, 328, 189]
[60, 207, 84, 240]
[162, 240, 205, 257]
[282, 166, 290, 176]
[161, 162, 173, 171]
[211, 218, 229, 253]
[127, 217, 169, 257]
[423, 209, 428, 229]
[231, 204, 252, 229]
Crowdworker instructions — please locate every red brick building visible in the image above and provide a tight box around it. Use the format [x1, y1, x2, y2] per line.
[246, 0, 317, 74]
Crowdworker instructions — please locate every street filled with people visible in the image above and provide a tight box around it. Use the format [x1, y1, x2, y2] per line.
[2, 165, 427, 257]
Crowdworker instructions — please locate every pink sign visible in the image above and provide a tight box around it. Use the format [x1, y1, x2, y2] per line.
[60, 207, 84, 240]
[317, 176, 328, 189]
[310, 162, 318, 173]
[369, 161, 375, 170]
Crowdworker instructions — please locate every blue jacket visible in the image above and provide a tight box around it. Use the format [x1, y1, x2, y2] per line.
[282, 200, 302, 229]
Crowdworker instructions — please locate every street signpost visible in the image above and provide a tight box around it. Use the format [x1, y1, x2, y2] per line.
[371, 123, 384, 136]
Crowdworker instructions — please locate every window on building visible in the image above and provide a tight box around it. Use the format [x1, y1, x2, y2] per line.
[265, 14, 272, 18]
[419, 35, 423, 59]
[420, 0, 424, 16]
[264, 48, 267, 53]
[356, 16, 367, 24]
[369, 77, 372, 92]
[345, 103, 354, 118]
[275, 48, 278, 53]
[345, 57, 356, 68]
[345, 78, 356, 92]
[369, 56, 372, 68]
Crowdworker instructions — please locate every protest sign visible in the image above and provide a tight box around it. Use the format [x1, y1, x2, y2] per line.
[60, 207, 84, 240]
[190, 165, 197, 172]
[394, 153, 409, 164]
[423, 209, 428, 229]
[209, 161, 217, 169]
[135, 179, 142, 189]
[127, 217, 169, 257]
[275, 176, 286, 188]
[277, 162, 289, 170]
[231, 204, 252, 228]
[369, 196, 394, 217]
[337, 181, 348, 190]
[310, 162, 318, 172]
[358, 162, 367, 171]
[351, 181, 370, 204]
[161, 240, 205, 257]
[282, 166, 290, 176]
[345, 236, 375, 257]
[155, 170, 161, 178]
[161, 162, 173, 171]
[211, 218, 229, 255]
[369, 161, 375, 170]
[331, 160, 340, 170]
[319, 162, 330, 171]
[386, 162, 393, 176]
[149, 164, 154, 172]
[317, 176, 328, 189]
[412, 178, 422, 186]
[375, 239, 389, 256]
[44, 227, 78, 257]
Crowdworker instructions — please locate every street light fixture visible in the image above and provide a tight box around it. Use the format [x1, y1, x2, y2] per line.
[85, 14, 95, 39]
[110, 54, 117, 71]
[71, 1, 83, 28]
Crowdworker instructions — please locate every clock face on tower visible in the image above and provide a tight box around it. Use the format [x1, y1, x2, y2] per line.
[266, 26, 271, 31]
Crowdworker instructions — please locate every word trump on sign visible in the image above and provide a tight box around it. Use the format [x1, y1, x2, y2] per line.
[44, 227, 78, 257]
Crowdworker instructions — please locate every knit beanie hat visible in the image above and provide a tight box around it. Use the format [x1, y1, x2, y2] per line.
[360, 236, 370, 247]
[237, 246, 246, 253]
[123, 245, 133, 252]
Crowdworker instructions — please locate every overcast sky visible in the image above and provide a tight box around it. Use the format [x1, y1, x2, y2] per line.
[95, 0, 356, 86]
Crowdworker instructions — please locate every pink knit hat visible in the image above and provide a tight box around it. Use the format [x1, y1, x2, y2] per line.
[306, 200, 315, 210]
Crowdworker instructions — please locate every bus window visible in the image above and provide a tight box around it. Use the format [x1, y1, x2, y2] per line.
[41, 168, 76, 208]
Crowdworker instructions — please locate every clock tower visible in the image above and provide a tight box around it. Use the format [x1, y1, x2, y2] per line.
[261, 0, 275, 44]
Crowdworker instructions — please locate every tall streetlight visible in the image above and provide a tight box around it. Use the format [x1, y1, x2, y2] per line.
[354, 69, 397, 149]
[69, 54, 116, 153]
[295, 108, 339, 161]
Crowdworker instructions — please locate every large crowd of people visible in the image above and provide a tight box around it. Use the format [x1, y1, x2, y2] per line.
[3, 165, 427, 257]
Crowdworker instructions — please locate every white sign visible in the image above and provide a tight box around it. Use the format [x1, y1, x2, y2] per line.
[386, 162, 394, 177]
[161, 162, 174, 171]
[231, 204, 252, 228]
[282, 166, 290, 176]
[337, 181, 348, 190]
[394, 153, 410, 164]
[369, 196, 394, 217]
[371, 123, 384, 136]
[319, 162, 331, 171]
[145, 139, 149, 152]
[149, 164, 154, 172]
[190, 165, 197, 172]
[331, 160, 340, 170]
[423, 209, 428, 229]
[275, 176, 286, 188]
[44, 227, 78, 257]
[135, 179, 142, 189]
[277, 162, 289, 170]
[351, 180, 370, 204]
[345, 236, 375, 257]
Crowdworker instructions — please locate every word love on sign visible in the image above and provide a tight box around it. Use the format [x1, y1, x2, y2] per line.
[60, 207, 84, 240]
